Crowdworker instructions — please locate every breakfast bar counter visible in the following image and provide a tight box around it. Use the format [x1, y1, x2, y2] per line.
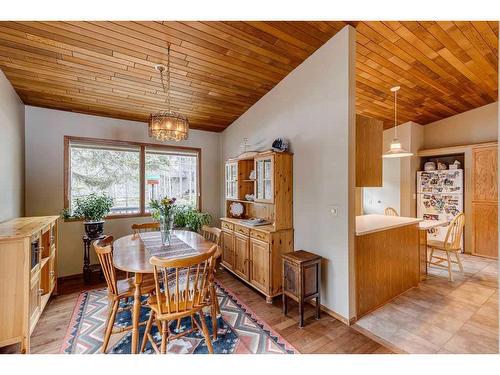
[356, 214, 422, 235]
[355, 214, 422, 319]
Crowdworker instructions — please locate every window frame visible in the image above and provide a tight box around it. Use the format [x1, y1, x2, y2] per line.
[64, 135, 202, 220]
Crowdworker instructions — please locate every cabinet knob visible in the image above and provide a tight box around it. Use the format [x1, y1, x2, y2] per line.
[50, 271, 55, 276]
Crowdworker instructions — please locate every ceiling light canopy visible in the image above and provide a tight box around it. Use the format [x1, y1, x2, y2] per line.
[148, 45, 189, 142]
[382, 86, 413, 159]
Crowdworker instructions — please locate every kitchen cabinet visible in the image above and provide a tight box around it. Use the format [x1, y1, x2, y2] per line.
[356, 114, 383, 187]
[472, 145, 498, 259]
[472, 202, 498, 259]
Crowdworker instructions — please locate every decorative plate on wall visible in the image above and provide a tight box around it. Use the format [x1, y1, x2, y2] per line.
[229, 202, 244, 218]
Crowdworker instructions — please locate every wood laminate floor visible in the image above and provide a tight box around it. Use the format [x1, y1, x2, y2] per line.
[1, 269, 391, 354]
[355, 251, 499, 354]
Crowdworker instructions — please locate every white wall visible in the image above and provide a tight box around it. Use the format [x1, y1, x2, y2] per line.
[25, 106, 221, 277]
[423, 102, 498, 149]
[0, 70, 25, 222]
[363, 122, 423, 217]
[363, 159, 401, 215]
[221, 26, 357, 320]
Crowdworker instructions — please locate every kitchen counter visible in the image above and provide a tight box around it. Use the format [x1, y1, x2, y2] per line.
[356, 214, 422, 236]
[355, 214, 421, 319]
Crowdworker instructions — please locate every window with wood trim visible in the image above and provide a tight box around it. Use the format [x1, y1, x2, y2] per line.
[64, 136, 201, 218]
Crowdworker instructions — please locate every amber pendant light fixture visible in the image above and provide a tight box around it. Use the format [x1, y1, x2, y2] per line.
[382, 86, 413, 158]
[148, 44, 189, 142]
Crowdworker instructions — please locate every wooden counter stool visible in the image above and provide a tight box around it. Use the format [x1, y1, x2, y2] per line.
[282, 250, 322, 328]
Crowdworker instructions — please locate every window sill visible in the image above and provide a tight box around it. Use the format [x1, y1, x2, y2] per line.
[63, 213, 153, 223]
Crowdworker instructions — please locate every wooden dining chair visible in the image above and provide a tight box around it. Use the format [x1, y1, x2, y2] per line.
[201, 225, 222, 339]
[384, 207, 399, 216]
[427, 212, 465, 281]
[127, 222, 161, 279]
[140, 245, 218, 354]
[131, 222, 160, 236]
[93, 236, 156, 353]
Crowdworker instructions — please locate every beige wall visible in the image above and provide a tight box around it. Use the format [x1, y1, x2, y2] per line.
[0, 70, 25, 222]
[221, 26, 357, 320]
[423, 102, 498, 149]
[24, 106, 221, 277]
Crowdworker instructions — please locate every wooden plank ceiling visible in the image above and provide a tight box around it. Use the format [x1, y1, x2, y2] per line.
[0, 21, 497, 131]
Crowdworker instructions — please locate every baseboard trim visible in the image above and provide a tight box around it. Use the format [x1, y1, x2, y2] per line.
[306, 299, 356, 326]
[351, 323, 406, 354]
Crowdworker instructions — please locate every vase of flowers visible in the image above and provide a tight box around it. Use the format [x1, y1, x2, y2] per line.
[150, 197, 177, 245]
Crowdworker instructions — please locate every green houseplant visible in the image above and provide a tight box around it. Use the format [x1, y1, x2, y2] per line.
[62, 193, 114, 238]
[173, 204, 212, 233]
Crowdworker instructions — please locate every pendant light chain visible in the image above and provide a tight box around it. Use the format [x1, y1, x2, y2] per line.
[166, 44, 171, 112]
[158, 44, 171, 113]
[394, 87, 397, 138]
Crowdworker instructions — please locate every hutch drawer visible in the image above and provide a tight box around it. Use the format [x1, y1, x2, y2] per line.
[250, 229, 270, 242]
[234, 224, 250, 236]
[221, 221, 234, 231]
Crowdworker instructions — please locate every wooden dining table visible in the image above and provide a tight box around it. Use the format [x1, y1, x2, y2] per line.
[113, 230, 214, 354]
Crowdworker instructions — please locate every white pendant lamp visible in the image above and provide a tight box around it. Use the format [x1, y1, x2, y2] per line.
[383, 86, 413, 158]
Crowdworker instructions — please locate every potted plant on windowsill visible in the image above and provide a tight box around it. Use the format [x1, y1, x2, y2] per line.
[62, 193, 114, 238]
[173, 204, 212, 233]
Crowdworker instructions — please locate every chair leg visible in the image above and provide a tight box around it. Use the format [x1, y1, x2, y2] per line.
[198, 310, 214, 354]
[445, 251, 454, 282]
[210, 284, 219, 340]
[102, 300, 119, 353]
[428, 247, 435, 265]
[455, 252, 464, 272]
[140, 311, 154, 353]
[176, 318, 182, 333]
[160, 320, 168, 354]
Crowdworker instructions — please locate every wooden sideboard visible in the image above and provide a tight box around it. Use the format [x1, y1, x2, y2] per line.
[221, 151, 294, 302]
[0, 216, 59, 353]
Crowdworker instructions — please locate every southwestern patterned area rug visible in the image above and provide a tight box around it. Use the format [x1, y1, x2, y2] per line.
[61, 281, 298, 354]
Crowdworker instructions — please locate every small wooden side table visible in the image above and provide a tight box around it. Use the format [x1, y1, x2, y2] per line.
[282, 250, 321, 328]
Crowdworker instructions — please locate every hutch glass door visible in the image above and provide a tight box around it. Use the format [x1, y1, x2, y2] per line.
[225, 162, 238, 199]
[255, 155, 274, 202]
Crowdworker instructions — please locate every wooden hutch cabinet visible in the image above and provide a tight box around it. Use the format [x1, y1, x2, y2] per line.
[221, 151, 293, 303]
[0, 216, 59, 353]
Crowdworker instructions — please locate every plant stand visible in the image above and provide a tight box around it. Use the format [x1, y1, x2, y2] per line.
[83, 234, 105, 283]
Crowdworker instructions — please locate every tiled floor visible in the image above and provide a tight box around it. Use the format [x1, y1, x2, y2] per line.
[355, 251, 498, 354]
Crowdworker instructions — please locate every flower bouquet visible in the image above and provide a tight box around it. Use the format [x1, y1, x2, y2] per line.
[149, 196, 177, 245]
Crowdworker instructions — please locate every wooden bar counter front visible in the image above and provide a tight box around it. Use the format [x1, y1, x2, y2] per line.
[355, 215, 421, 319]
